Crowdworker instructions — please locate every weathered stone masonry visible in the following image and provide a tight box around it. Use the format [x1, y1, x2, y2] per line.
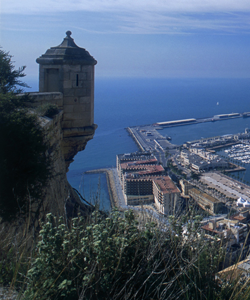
[34, 31, 97, 169]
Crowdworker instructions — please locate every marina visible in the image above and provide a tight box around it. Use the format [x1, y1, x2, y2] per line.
[225, 144, 250, 164]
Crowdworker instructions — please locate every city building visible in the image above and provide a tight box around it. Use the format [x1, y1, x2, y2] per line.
[189, 188, 224, 214]
[117, 152, 181, 214]
[216, 256, 250, 283]
[229, 210, 250, 224]
[116, 153, 157, 180]
[180, 149, 228, 172]
[124, 176, 154, 205]
[153, 176, 181, 215]
[202, 219, 248, 245]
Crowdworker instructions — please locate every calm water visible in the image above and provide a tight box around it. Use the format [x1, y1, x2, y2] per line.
[63, 78, 250, 208]
[161, 118, 250, 145]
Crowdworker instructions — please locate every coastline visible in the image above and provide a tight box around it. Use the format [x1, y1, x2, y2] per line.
[85, 168, 120, 208]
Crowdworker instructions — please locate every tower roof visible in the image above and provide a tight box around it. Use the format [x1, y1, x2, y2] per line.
[36, 31, 97, 65]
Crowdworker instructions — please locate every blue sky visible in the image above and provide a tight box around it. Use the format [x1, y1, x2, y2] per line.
[1, 0, 250, 87]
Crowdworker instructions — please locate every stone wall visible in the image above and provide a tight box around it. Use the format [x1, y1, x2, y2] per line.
[28, 91, 96, 169]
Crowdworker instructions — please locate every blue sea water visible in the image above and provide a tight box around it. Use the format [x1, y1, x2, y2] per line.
[64, 77, 250, 207]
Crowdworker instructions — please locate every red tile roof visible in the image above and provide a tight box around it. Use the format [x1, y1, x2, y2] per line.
[153, 176, 180, 194]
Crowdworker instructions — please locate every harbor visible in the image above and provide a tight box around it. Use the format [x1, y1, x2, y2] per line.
[77, 110, 250, 214]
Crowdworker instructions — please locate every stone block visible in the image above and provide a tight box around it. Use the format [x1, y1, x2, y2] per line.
[77, 112, 88, 120]
[63, 80, 73, 89]
[65, 65, 81, 72]
[79, 73, 87, 80]
[79, 96, 91, 104]
[63, 97, 77, 105]
[85, 87, 92, 97]
[63, 88, 75, 97]
[63, 105, 74, 113]
[70, 72, 77, 81]
[84, 103, 91, 112]
[62, 65, 71, 72]
[44, 64, 59, 69]
[75, 88, 87, 97]
[81, 65, 91, 72]
[87, 71, 93, 81]
[62, 120, 73, 128]
[64, 112, 76, 120]
[71, 65, 81, 72]
[71, 117, 92, 127]
[82, 80, 91, 90]
[73, 104, 86, 113]
[63, 72, 70, 80]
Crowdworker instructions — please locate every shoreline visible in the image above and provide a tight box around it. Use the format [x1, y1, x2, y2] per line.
[85, 168, 120, 208]
[85, 169, 160, 216]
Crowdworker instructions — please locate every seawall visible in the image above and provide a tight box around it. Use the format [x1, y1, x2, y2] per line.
[85, 169, 120, 208]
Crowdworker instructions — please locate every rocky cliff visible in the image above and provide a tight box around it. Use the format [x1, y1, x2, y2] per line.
[38, 109, 93, 223]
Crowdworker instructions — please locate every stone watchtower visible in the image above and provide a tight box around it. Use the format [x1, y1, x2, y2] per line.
[36, 31, 97, 167]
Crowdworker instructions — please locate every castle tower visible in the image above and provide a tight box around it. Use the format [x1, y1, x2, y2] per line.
[36, 31, 98, 166]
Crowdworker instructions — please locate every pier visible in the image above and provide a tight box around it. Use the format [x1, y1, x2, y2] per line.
[154, 111, 250, 128]
[127, 111, 250, 156]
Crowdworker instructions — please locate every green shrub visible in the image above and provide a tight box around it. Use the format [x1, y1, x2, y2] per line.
[0, 102, 51, 221]
[37, 103, 59, 118]
[23, 210, 225, 300]
[0, 49, 51, 221]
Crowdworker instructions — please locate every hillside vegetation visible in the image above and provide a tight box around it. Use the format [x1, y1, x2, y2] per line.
[0, 49, 51, 222]
[2, 207, 250, 300]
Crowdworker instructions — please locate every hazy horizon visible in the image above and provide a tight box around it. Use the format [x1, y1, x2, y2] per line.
[1, 0, 250, 82]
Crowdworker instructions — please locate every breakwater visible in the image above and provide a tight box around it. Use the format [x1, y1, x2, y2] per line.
[154, 112, 250, 128]
[127, 127, 146, 151]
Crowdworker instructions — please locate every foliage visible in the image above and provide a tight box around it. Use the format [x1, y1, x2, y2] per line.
[0, 237, 31, 290]
[0, 107, 51, 221]
[23, 209, 226, 300]
[37, 103, 59, 118]
[0, 49, 29, 94]
[0, 49, 51, 222]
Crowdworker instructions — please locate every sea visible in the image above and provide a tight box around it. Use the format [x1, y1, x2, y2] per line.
[27, 77, 250, 210]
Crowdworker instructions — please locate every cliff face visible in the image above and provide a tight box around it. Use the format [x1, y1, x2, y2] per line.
[40, 111, 69, 218]
[0, 109, 92, 247]
[39, 109, 93, 221]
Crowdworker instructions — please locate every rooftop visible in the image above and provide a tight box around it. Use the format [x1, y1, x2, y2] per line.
[153, 176, 180, 194]
[189, 188, 220, 203]
[121, 163, 164, 175]
[36, 31, 97, 65]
